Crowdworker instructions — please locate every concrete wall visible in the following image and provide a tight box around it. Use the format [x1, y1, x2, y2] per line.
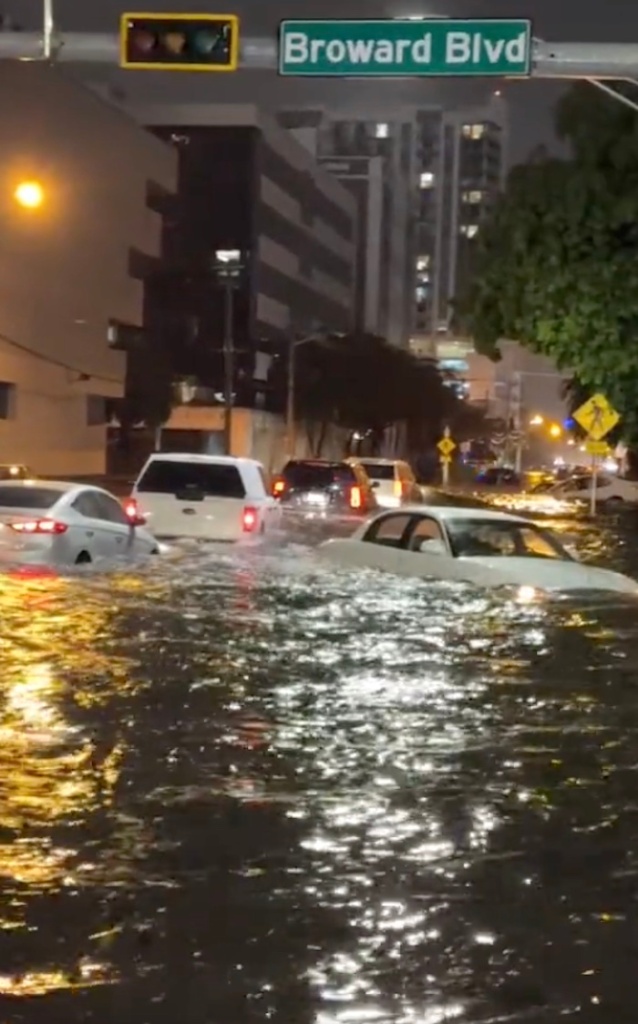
[0, 63, 176, 475]
[165, 405, 347, 475]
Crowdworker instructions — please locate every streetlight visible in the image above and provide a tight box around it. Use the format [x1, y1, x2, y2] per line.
[549, 423, 562, 439]
[285, 332, 325, 458]
[212, 249, 244, 456]
[14, 180, 44, 209]
[529, 414, 544, 426]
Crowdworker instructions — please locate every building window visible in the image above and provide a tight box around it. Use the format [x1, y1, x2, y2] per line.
[460, 224, 479, 238]
[462, 124, 486, 140]
[375, 123, 389, 139]
[0, 382, 15, 420]
[462, 189, 484, 204]
[86, 395, 107, 426]
[416, 255, 430, 271]
[419, 171, 435, 188]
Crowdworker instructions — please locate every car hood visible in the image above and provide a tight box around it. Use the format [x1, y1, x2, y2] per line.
[462, 556, 638, 594]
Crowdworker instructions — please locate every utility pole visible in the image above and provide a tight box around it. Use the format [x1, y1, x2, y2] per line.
[212, 249, 243, 456]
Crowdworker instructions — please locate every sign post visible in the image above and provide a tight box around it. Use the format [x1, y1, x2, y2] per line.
[278, 18, 532, 78]
[574, 394, 621, 516]
[437, 429, 456, 488]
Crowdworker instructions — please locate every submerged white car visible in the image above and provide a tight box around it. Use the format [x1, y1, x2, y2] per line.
[318, 505, 638, 595]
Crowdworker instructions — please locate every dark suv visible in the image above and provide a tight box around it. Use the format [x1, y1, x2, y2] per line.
[272, 459, 378, 518]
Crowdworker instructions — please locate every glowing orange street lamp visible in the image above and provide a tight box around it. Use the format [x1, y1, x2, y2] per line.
[549, 423, 562, 439]
[14, 181, 44, 209]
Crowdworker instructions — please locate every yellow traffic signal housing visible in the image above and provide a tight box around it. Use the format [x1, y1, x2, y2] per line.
[120, 13, 239, 71]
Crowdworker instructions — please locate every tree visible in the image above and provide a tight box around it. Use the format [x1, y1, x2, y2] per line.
[461, 82, 638, 442]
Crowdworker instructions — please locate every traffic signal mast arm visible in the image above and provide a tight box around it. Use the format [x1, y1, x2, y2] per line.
[6, 28, 638, 86]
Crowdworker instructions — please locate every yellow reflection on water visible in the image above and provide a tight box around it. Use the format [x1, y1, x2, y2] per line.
[0, 959, 116, 996]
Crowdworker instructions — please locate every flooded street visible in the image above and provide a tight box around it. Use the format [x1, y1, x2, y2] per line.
[1, 514, 638, 1022]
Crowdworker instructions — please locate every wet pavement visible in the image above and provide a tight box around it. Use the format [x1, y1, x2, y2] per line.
[1, 510, 638, 1022]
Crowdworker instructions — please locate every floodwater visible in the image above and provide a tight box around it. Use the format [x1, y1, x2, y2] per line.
[1, 511, 638, 1023]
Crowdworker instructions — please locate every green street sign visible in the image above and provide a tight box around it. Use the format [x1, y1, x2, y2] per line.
[279, 18, 532, 78]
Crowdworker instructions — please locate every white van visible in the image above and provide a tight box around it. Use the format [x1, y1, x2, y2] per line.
[348, 458, 422, 509]
[128, 453, 282, 541]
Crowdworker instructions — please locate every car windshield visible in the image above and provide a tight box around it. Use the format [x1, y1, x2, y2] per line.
[282, 462, 355, 489]
[446, 518, 571, 561]
[360, 463, 395, 480]
[0, 486, 59, 509]
[137, 461, 246, 499]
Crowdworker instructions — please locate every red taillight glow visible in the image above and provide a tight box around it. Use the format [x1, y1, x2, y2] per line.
[350, 485, 362, 510]
[10, 518, 67, 535]
[124, 498, 139, 519]
[243, 506, 258, 532]
[272, 478, 285, 497]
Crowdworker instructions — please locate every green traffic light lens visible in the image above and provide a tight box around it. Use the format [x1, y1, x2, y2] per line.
[193, 29, 223, 56]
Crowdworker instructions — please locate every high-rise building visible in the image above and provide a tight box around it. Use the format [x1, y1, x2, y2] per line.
[413, 94, 507, 345]
[279, 108, 417, 349]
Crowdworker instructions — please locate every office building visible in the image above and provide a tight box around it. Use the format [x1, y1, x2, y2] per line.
[0, 62, 175, 475]
[414, 95, 507, 343]
[279, 107, 416, 349]
[126, 103, 356, 411]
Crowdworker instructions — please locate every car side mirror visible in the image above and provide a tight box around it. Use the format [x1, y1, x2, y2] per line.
[371, 480, 380, 488]
[418, 538, 446, 556]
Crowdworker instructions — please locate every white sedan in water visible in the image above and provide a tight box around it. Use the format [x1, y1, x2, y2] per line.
[318, 505, 638, 595]
[0, 480, 159, 567]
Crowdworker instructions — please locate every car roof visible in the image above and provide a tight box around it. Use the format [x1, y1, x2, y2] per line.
[351, 457, 403, 465]
[388, 504, 532, 524]
[145, 453, 261, 468]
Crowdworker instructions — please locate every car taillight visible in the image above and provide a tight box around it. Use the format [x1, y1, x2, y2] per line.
[124, 498, 139, 519]
[10, 518, 67, 535]
[394, 479, 403, 498]
[272, 478, 285, 498]
[349, 485, 362, 509]
[243, 506, 258, 532]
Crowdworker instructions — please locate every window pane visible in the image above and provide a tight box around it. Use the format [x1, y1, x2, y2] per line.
[366, 514, 412, 543]
[0, 486, 59, 509]
[282, 462, 355, 489]
[360, 463, 395, 480]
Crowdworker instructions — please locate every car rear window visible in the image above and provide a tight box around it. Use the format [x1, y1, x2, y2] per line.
[282, 461, 355, 488]
[360, 463, 395, 480]
[0, 486, 59, 509]
[0, 466, 31, 480]
[136, 460, 246, 499]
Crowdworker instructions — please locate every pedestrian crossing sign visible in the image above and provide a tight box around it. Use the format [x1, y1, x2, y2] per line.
[573, 393, 620, 441]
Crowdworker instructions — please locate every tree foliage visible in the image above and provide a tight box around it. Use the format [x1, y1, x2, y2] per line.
[461, 82, 638, 441]
[269, 333, 466, 456]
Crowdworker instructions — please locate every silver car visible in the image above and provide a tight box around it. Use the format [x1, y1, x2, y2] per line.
[0, 480, 159, 567]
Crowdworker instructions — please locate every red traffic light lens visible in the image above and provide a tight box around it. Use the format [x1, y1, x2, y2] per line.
[129, 28, 156, 54]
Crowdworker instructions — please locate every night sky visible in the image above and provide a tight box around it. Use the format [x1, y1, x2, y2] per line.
[19, 0, 638, 164]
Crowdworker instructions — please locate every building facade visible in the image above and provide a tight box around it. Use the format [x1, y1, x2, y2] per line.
[0, 62, 175, 475]
[414, 95, 507, 342]
[130, 103, 356, 409]
[279, 108, 417, 349]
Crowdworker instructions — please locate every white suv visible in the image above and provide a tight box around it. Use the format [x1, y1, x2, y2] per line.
[128, 453, 282, 541]
[350, 458, 421, 508]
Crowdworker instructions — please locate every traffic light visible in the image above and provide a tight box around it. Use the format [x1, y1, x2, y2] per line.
[120, 13, 239, 71]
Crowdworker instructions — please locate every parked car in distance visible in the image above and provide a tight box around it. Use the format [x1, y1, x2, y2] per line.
[272, 459, 378, 519]
[130, 453, 282, 541]
[547, 473, 638, 505]
[475, 466, 521, 488]
[0, 464, 35, 481]
[347, 457, 422, 508]
[0, 480, 158, 567]
[318, 505, 638, 595]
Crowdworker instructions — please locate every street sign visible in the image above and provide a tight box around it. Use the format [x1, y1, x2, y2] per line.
[438, 436, 456, 457]
[584, 439, 610, 456]
[120, 13, 239, 71]
[573, 393, 620, 441]
[278, 18, 532, 78]
[440, 454, 452, 464]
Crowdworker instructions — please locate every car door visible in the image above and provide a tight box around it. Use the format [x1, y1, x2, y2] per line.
[72, 490, 132, 560]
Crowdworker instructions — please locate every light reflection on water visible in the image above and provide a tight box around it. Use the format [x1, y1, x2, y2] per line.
[0, 525, 636, 1020]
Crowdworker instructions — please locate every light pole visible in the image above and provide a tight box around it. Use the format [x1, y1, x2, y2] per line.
[506, 369, 566, 473]
[285, 331, 326, 458]
[213, 249, 243, 456]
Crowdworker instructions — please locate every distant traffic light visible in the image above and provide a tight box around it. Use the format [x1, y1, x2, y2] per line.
[120, 13, 239, 71]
